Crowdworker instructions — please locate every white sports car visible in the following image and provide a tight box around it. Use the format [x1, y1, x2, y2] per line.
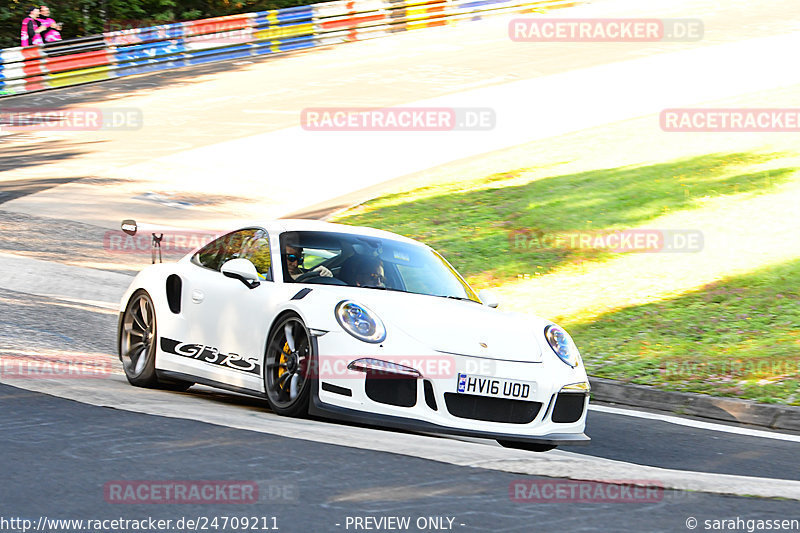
[118, 219, 590, 451]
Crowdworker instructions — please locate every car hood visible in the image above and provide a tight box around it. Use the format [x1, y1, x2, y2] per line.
[328, 288, 544, 362]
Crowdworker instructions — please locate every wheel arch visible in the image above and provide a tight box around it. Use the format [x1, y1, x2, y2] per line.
[117, 265, 188, 361]
[262, 308, 304, 359]
[261, 309, 318, 416]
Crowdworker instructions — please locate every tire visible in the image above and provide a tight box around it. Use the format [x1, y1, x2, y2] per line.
[497, 440, 557, 452]
[263, 315, 313, 417]
[119, 289, 192, 391]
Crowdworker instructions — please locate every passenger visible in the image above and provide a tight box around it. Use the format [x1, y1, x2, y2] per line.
[341, 255, 386, 288]
[284, 245, 332, 281]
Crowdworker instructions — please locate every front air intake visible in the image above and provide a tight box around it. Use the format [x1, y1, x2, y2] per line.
[444, 394, 541, 424]
[552, 392, 587, 423]
[365, 372, 417, 407]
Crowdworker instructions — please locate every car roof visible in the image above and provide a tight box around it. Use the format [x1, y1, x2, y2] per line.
[261, 219, 422, 246]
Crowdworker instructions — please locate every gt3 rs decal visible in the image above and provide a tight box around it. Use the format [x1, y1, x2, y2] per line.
[160, 337, 261, 375]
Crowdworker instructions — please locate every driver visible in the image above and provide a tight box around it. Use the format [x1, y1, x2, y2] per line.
[285, 244, 333, 281]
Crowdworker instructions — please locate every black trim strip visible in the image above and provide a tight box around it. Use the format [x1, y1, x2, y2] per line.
[156, 370, 265, 398]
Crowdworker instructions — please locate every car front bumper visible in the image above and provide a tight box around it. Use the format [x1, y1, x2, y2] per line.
[313, 332, 590, 445]
[310, 391, 590, 445]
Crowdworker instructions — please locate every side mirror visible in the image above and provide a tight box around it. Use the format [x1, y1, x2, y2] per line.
[121, 219, 137, 236]
[221, 258, 260, 289]
[478, 289, 499, 308]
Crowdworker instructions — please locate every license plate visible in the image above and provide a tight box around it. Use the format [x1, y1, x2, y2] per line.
[456, 373, 536, 400]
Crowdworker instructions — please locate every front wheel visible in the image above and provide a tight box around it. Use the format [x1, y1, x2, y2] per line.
[120, 290, 160, 387]
[119, 289, 192, 391]
[497, 440, 557, 452]
[264, 316, 314, 417]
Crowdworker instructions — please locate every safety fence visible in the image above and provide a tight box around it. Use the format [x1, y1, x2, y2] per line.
[0, 0, 579, 97]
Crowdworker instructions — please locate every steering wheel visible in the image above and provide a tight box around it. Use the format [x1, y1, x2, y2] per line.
[295, 269, 323, 283]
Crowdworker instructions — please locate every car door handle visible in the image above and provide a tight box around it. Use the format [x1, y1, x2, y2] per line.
[191, 289, 204, 304]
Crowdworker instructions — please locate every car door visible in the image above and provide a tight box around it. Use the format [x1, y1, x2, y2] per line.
[161, 228, 277, 392]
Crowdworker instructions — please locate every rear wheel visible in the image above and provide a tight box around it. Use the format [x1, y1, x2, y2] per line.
[264, 316, 313, 417]
[119, 290, 192, 391]
[497, 440, 557, 452]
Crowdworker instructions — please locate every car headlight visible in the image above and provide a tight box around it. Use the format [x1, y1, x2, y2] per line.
[335, 300, 386, 344]
[544, 324, 580, 367]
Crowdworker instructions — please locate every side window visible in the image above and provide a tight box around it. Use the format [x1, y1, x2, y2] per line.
[239, 229, 272, 281]
[192, 229, 264, 273]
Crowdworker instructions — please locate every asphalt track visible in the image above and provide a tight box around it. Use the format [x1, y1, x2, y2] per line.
[2, 0, 800, 530]
[2, 383, 799, 533]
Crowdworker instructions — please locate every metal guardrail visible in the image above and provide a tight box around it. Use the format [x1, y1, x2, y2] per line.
[0, 0, 579, 97]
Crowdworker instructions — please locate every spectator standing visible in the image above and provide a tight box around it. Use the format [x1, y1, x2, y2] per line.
[38, 5, 63, 42]
[20, 6, 44, 47]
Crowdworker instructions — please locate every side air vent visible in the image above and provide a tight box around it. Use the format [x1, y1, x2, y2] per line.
[291, 288, 312, 300]
[166, 275, 182, 314]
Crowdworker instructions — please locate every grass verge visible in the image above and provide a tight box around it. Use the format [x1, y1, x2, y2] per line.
[570, 259, 800, 404]
[332, 93, 800, 404]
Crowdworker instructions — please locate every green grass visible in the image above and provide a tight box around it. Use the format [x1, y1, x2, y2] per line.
[337, 152, 793, 282]
[568, 259, 800, 404]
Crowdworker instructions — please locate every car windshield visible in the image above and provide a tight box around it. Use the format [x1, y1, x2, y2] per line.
[279, 231, 480, 302]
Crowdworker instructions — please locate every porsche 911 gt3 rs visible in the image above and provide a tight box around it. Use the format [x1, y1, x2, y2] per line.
[118, 219, 590, 451]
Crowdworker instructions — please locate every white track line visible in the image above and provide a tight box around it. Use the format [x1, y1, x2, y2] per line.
[590, 404, 800, 443]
